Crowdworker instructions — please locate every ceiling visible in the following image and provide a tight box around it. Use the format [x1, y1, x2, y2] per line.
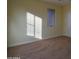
[41, 0, 71, 5]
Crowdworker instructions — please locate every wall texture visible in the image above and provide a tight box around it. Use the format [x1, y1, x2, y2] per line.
[8, 0, 70, 47]
[62, 5, 71, 37]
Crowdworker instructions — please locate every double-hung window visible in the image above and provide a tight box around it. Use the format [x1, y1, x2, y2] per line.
[26, 12, 42, 39]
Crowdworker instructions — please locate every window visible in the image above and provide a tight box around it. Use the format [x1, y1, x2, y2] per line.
[26, 12, 42, 39]
[48, 9, 55, 27]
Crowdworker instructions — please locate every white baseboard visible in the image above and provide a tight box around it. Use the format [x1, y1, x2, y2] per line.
[8, 39, 40, 47]
[61, 34, 71, 38]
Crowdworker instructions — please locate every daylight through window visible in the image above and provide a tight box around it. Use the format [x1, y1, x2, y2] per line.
[26, 12, 42, 39]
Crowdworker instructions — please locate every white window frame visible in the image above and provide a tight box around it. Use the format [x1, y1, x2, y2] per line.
[26, 12, 42, 39]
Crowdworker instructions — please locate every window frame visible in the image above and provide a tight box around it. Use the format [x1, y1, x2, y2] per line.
[26, 12, 42, 39]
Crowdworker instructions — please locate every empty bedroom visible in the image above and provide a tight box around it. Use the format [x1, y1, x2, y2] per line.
[7, 0, 71, 59]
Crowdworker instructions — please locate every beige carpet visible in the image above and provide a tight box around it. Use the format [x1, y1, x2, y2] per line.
[7, 36, 71, 59]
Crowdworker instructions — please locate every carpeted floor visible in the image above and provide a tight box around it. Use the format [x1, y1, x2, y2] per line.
[7, 36, 71, 59]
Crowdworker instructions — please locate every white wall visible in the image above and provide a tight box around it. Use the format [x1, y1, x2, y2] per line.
[62, 5, 71, 37]
[7, 0, 66, 47]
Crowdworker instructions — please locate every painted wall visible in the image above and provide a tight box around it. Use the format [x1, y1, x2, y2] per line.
[8, 0, 62, 47]
[62, 5, 71, 37]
